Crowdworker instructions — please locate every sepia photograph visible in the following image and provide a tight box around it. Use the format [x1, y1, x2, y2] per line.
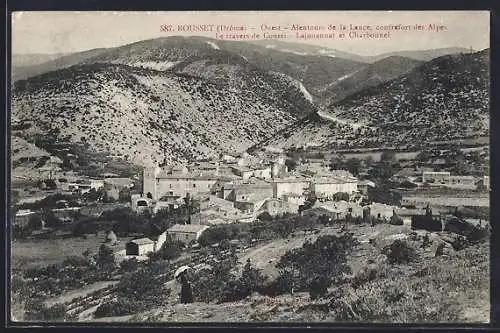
[9, 10, 490, 324]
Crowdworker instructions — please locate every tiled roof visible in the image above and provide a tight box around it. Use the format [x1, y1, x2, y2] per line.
[167, 224, 210, 234]
[128, 237, 155, 245]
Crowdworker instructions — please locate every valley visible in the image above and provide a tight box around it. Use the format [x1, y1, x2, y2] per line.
[9, 34, 490, 325]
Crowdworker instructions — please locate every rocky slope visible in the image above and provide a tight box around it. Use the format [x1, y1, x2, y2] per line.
[258, 49, 490, 151]
[12, 37, 470, 104]
[12, 49, 107, 81]
[318, 56, 423, 105]
[12, 55, 316, 166]
[250, 40, 470, 63]
[12, 37, 366, 102]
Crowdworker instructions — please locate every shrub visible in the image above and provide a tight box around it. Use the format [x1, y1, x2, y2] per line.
[148, 239, 182, 261]
[119, 258, 140, 273]
[118, 187, 131, 203]
[382, 240, 418, 264]
[191, 255, 240, 303]
[257, 211, 273, 222]
[44, 179, 57, 190]
[94, 297, 139, 318]
[25, 300, 68, 321]
[240, 259, 267, 293]
[275, 233, 356, 299]
[333, 192, 350, 201]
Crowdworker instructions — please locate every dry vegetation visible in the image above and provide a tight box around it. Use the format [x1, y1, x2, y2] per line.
[261, 50, 489, 151]
[12, 59, 315, 166]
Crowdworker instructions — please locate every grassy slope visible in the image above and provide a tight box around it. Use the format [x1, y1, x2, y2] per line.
[114, 224, 489, 323]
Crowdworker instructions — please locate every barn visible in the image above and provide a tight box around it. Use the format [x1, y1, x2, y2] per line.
[125, 238, 155, 256]
[166, 224, 210, 244]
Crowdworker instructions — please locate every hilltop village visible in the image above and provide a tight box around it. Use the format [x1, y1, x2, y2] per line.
[13, 144, 490, 259]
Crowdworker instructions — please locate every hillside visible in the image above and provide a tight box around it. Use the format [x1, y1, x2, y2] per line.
[250, 40, 470, 63]
[12, 49, 107, 81]
[365, 47, 472, 63]
[12, 37, 366, 103]
[12, 56, 316, 167]
[318, 56, 423, 105]
[250, 39, 368, 62]
[89, 224, 489, 323]
[12, 53, 68, 68]
[12, 37, 469, 106]
[258, 49, 490, 151]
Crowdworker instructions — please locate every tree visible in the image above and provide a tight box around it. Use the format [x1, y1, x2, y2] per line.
[28, 214, 43, 230]
[118, 187, 131, 203]
[240, 259, 267, 293]
[416, 150, 432, 162]
[44, 179, 57, 190]
[364, 155, 375, 167]
[368, 161, 395, 182]
[96, 244, 115, 277]
[183, 193, 200, 224]
[333, 192, 350, 201]
[276, 234, 355, 299]
[154, 239, 182, 261]
[380, 151, 396, 163]
[257, 211, 273, 222]
[345, 158, 361, 177]
[41, 208, 63, 228]
[285, 158, 297, 171]
[382, 240, 418, 264]
[299, 190, 317, 215]
[329, 157, 343, 171]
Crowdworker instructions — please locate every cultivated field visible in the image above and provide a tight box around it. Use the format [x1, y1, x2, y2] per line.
[11, 234, 132, 271]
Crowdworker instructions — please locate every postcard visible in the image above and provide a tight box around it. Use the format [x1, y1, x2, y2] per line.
[9, 10, 490, 324]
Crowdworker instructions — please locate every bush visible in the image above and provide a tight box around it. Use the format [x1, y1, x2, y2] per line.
[257, 211, 273, 222]
[148, 239, 182, 261]
[333, 192, 350, 201]
[94, 297, 139, 318]
[95, 266, 172, 318]
[118, 187, 131, 203]
[382, 240, 418, 264]
[239, 259, 267, 293]
[275, 233, 356, 299]
[119, 258, 140, 273]
[191, 255, 240, 303]
[25, 300, 68, 321]
[44, 179, 58, 190]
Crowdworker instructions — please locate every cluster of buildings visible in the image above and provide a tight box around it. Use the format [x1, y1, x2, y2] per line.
[421, 171, 489, 190]
[60, 176, 135, 200]
[137, 150, 363, 225]
[117, 224, 210, 260]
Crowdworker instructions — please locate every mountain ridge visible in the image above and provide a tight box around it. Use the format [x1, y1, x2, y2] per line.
[256, 49, 489, 151]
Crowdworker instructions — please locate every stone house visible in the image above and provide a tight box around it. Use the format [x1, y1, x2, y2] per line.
[125, 238, 155, 256]
[166, 224, 210, 244]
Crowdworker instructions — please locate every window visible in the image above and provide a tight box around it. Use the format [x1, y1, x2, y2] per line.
[169, 184, 172, 188]
[185, 234, 189, 239]
[193, 184, 196, 188]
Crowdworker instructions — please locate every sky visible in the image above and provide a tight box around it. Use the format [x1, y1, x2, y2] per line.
[11, 11, 490, 56]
